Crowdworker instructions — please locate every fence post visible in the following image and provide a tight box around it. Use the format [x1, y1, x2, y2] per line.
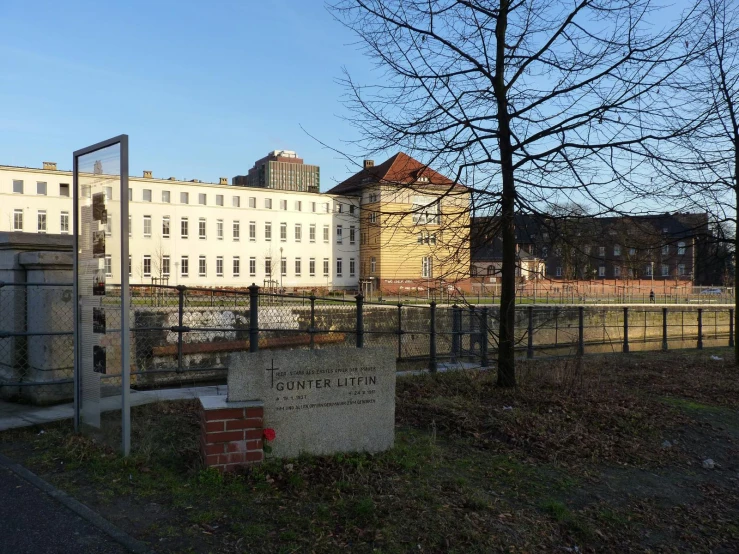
[697, 308, 703, 350]
[623, 307, 629, 353]
[397, 303, 403, 360]
[662, 307, 668, 351]
[527, 306, 534, 359]
[578, 306, 584, 356]
[469, 304, 477, 354]
[356, 293, 364, 348]
[248, 283, 259, 352]
[429, 301, 437, 372]
[309, 294, 316, 349]
[730, 308, 735, 348]
[176, 285, 186, 372]
[480, 306, 489, 367]
[452, 304, 460, 362]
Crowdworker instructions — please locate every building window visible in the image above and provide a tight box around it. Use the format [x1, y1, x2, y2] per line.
[661, 264, 669, 277]
[598, 266, 605, 277]
[233, 220, 240, 241]
[216, 194, 224, 206]
[662, 245, 669, 255]
[265, 198, 272, 209]
[295, 258, 302, 276]
[280, 199, 287, 210]
[311, 202, 316, 212]
[181, 256, 189, 277]
[128, 256, 132, 277]
[295, 201, 302, 211]
[370, 257, 376, 274]
[645, 264, 653, 277]
[13, 180, 23, 194]
[105, 255, 112, 277]
[181, 217, 189, 239]
[281, 257, 287, 276]
[198, 193, 207, 206]
[60, 183, 70, 197]
[232, 196, 240, 208]
[143, 255, 152, 277]
[104, 186, 113, 200]
[129, 216, 132, 237]
[265, 222, 272, 241]
[349, 258, 355, 277]
[162, 216, 170, 238]
[249, 197, 256, 208]
[350, 226, 356, 244]
[336, 225, 343, 244]
[309, 224, 316, 242]
[309, 258, 315, 276]
[336, 258, 343, 277]
[37, 182, 47, 195]
[556, 267, 562, 277]
[614, 266, 621, 278]
[280, 222, 287, 241]
[613, 244, 621, 256]
[265, 258, 272, 276]
[162, 255, 170, 276]
[323, 225, 329, 242]
[180, 192, 189, 204]
[678, 242, 686, 255]
[37, 210, 47, 233]
[199, 256, 207, 277]
[162, 190, 170, 203]
[106, 215, 113, 236]
[678, 263, 686, 276]
[295, 224, 302, 242]
[421, 257, 432, 278]
[249, 221, 256, 241]
[143, 189, 152, 202]
[412, 196, 440, 224]
[369, 211, 377, 224]
[629, 247, 636, 256]
[57, 211, 70, 234]
[323, 258, 330, 277]
[584, 245, 591, 255]
[598, 246, 605, 257]
[249, 257, 256, 276]
[143, 215, 152, 237]
[336, 203, 343, 213]
[195, 218, 205, 239]
[128, 188, 133, 201]
[324, 203, 330, 213]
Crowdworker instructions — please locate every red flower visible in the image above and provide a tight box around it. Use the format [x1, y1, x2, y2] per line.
[263, 428, 276, 442]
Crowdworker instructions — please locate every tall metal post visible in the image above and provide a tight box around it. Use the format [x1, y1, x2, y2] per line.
[623, 307, 629, 353]
[662, 307, 668, 351]
[527, 306, 534, 359]
[397, 303, 403, 360]
[429, 301, 437, 372]
[452, 304, 460, 362]
[480, 306, 489, 367]
[356, 293, 364, 348]
[697, 308, 703, 350]
[248, 283, 259, 352]
[578, 306, 584, 356]
[730, 308, 735, 348]
[176, 285, 186, 372]
[309, 294, 316, 349]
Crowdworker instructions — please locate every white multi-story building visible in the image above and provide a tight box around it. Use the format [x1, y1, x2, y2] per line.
[0, 162, 360, 289]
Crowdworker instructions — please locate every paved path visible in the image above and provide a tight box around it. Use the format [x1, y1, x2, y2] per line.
[0, 465, 133, 554]
[0, 385, 227, 431]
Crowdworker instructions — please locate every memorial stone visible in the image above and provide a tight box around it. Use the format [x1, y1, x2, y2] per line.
[229, 348, 395, 458]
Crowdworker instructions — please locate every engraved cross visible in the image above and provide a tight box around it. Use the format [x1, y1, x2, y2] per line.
[265, 359, 279, 389]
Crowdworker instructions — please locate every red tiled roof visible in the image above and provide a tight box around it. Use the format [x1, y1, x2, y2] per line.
[326, 152, 465, 194]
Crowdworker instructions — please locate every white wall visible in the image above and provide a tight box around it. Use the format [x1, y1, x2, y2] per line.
[0, 165, 360, 289]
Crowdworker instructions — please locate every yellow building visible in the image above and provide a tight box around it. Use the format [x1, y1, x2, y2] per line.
[328, 153, 471, 297]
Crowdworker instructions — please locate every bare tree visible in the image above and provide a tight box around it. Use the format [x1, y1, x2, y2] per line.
[648, 0, 739, 361]
[332, 0, 697, 386]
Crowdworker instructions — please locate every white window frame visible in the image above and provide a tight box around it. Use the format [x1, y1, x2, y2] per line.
[265, 222, 272, 241]
[232, 196, 240, 208]
[249, 257, 256, 276]
[162, 190, 171, 203]
[37, 210, 47, 233]
[37, 182, 47, 195]
[199, 193, 207, 206]
[295, 224, 302, 242]
[349, 258, 355, 277]
[233, 257, 241, 277]
[13, 180, 23, 194]
[336, 258, 343, 277]
[181, 256, 189, 277]
[143, 215, 152, 237]
[309, 258, 316, 276]
[309, 224, 316, 242]
[295, 257, 301, 276]
[162, 255, 170, 276]
[180, 192, 189, 204]
[216, 194, 224, 206]
[60, 211, 69, 234]
[199, 256, 207, 277]
[143, 255, 152, 277]
[105, 255, 112, 277]
[336, 225, 343, 244]
[199, 218, 207, 240]
[233, 220, 240, 241]
[323, 258, 329, 277]
[181, 217, 189, 239]
[143, 189, 152, 202]
[162, 216, 170, 238]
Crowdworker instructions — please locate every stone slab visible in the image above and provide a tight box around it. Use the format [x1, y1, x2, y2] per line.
[229, 348, 396, 458]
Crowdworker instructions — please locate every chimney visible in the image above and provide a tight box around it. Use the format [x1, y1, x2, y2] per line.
[43, 161, 57, 171]
[219, 177, 228, 185]
[363, 159, 374, 169]
[143, 170, 152, 178]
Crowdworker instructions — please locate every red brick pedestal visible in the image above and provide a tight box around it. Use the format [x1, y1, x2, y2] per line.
[199, 396, 265, 471]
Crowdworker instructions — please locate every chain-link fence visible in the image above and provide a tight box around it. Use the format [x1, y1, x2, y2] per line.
[0, 282, 734, 404]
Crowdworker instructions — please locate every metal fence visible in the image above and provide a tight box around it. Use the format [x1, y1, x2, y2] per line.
[0, 282, 734, 402]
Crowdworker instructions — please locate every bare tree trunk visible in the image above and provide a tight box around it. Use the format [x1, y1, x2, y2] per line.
[735, 147, 738, 365]
[495, 0, 516, 387]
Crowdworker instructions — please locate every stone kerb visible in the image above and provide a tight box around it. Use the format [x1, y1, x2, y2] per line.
[199, 395, 265, 471]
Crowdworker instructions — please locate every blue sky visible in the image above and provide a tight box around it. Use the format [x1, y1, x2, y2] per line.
[0, 0, 379, 190]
